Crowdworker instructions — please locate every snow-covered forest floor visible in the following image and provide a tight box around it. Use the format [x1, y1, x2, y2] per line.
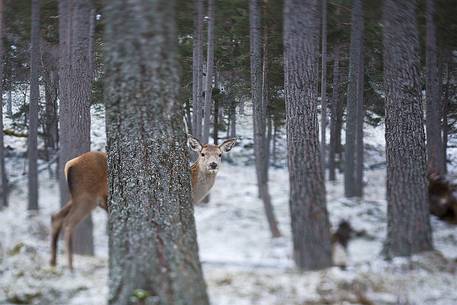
[1, 103, 457, 305]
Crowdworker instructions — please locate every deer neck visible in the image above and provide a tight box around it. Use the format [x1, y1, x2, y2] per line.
[191, 161, 217, 204]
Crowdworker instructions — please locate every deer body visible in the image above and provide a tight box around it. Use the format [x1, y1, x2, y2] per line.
[50, 136, 236, 270]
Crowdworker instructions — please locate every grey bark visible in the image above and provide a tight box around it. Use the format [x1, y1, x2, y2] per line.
[104, 1, 210, 304]
[250, 0, 281, 238]
[202, 0, 215, 144]
[383, 0, 433, 257]
[442, 61, 450, 174]
[284, 0, 332, 270]
[0, 0, 7, 208]
[425, 0, 444, 176]
[192, 0, 204, 139]
[28, 0, 40, 211]
[344, 0, 364, 198]
[58, 0, 94, 255]
[320, 0, 328, 170]
[328, 44, 341, 181]
[7, 90, 12, 117]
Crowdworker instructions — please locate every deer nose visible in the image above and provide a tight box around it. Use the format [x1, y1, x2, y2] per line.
[209, 162, 218, 169]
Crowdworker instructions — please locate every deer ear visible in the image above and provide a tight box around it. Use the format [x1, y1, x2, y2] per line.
[219, 138, 237, 153]
[187, 134, 202, 152]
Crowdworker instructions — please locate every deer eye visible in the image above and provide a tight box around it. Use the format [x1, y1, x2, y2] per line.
[218, 154, 222, 157]
[201, 153, 205, 157]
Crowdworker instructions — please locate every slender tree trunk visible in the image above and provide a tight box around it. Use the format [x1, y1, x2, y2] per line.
[229, 96, 236, 138]
[213, 94, 219, 144]
[28, 0, 40, 211]
[250, 0, 281, 238]
[41, 39, 59, 158]
[0, 0, 7, 208]
[104, 1, 210, 304]
[383, 0, 433, 257]
[58, 0, 94, 255]
[425, 0, 444, 176]
[284, 0, 332, 270]
[202, 0, 215, 144]
[7, 90, 12, 117]
[320, 0, 328, 171]
[192, 0, 204, 139]
[329, 44, 341, 181]
[344, 0, 364, 198]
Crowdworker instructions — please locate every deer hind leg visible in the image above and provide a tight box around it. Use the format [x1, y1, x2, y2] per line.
[62, 195, 97, 271]
[50, 200, 73, 266]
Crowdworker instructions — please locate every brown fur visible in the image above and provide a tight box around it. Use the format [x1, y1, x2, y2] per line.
[429, 174, 457, 223]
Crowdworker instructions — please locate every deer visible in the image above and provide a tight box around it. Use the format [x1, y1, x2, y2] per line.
[50, 135, 237, 270]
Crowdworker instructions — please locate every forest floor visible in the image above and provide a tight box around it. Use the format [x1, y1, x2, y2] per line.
[1, 103, 457, 305]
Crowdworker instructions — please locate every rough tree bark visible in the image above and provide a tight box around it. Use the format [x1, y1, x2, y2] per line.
[283, 0, 332, 270]
[328, 44, 341, 181]
[442, 60, 450, 174]
[344, 0, 364, 198]
[0, 0, 7, 208]
[425, 0, 444, 176]
[104, 0, 210, 304]
[192, 0, 204, 139]
[383, 0, 433, 257]
[202, 0, 215, 144]
[250, 0, 281, 238]
[58, 0, 94, 255]
[320, 0, 328, 170]
[28, 0, 40, 211]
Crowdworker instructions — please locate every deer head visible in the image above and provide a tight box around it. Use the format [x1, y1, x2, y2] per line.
[188, 135, 236, 174]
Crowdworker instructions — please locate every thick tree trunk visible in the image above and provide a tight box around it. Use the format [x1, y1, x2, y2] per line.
[0, 0, 7, 208]
[425, 0, 444, 176]
[104, 1, 210, 304]
[192, 0, 204, 139]
[344, 0, 364, 198]
[320, 0, 328, 170]
[28, 0, 40, 211]
[284, 0, 332, 270]
[383, 0, 433, 257]
[58, 0, 94, 255]
[202, 0, 215, 144]
[250, 0, 281, 238]
[328, 44, 341, 181]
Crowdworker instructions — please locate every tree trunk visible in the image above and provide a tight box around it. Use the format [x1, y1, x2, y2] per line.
[58, 0, 94, 255]
[28, 0, 40, 211]
[344, 0, 364, 198]
[284, 0, 332, 270]
[213, 93, 219, 144]
[104, 1, 210, 304]
[7, 90, 12, 117]
[328, 44, 341, 181]
[250, 0, 281, 238]
[383, 0, 433, 257]
[442, 61, 450, 174]
[425, 0, 444, 176]
[320, 0, 328, 171]
[229, 96, 236, 138]
[192, 0, 204, 139]
[0, 0, 7, 208]
[202, 0, 215, 144]
[41, 39, 59, 158]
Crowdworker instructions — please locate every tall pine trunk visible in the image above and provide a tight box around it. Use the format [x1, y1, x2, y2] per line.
[250, 0, 281, 238]
[328, 44, 341, 181]
[344, 0, 364, 198]
[202, 0, 215, 144]
[58, 0, 94, 255]
[28, 0, 40, 211]
[104, 1, 210, 304]
[383, 0, 433, 257]
[192, 0, 204, 139]
[284, 0, 332, 270]
[0, 0, 7, 208]
[425, 0, 444, 176]
[320, 0, 328, 170]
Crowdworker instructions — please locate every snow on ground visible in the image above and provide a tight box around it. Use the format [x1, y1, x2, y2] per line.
[1, 103, 457, 305]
